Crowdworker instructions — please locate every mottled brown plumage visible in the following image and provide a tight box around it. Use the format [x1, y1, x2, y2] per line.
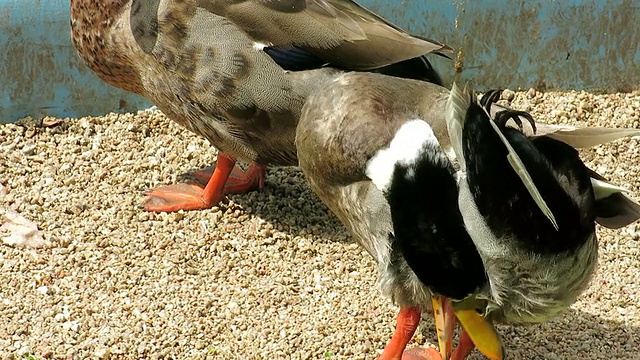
[296, 74, 640, 360]
[297, 72, 451, 308]
[70, 0, 452, 212]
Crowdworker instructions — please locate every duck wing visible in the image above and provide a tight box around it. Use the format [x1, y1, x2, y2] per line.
[487, 103, 640, 148]
[202, 0, 453, 70]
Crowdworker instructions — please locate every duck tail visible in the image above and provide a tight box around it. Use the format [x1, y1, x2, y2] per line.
[591, 177, 629, 201]
[588, 168, 640, 229]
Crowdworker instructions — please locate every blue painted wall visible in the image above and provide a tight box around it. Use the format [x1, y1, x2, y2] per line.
[359, 0, 640, 92]
[1, 0, 638, 123]
[0, 0, 152, 124]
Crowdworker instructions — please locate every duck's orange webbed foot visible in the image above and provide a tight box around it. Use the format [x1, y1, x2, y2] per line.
[449, 329, 476, 360]
[401, 347, 443, 360]
[142, 153, 267, 212]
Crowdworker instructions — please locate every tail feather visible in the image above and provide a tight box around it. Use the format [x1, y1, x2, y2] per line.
[487, 113, 559, 231]
[590, 178, 629, 200]
[587, 168, 640, 229]
[445, 82, 474, 171]
[488, 102, 640, 147]
[449, 82, 559, 230]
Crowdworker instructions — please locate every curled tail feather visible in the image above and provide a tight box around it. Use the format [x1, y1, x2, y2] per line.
[447, 83, 559, 230]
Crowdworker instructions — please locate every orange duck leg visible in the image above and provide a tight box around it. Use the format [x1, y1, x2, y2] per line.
[378, 307, 442, 360]
[142, 153, 266, 212]
[449, 329, 476, 360]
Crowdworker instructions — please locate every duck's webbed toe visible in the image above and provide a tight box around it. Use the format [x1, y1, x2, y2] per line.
[142, 153, 266, 212]
[400, 346, 443, 360]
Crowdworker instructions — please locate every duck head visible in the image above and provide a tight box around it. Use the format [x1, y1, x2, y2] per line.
[366, 119, 485, 302]
[366, 119, 503, 360]
[70, 0, 147, 94]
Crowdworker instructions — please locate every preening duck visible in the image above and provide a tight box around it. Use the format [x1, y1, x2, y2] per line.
[365, 118, 501, 360]
[296, 73, 640, 359]
[444, 84, 640, 359]
[70, 0, 451, 212]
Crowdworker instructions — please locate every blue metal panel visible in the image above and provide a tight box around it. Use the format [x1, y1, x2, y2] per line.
[359, 0, 640, 91]
[0, 0, 152, 124]
[1, 0, 638, 123]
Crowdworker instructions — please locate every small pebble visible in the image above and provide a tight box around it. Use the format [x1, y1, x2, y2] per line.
[502, 89, 516, 101]
[94, 347, 110, 359]
[36, 286, 51, 295]
[21, 143, 36, 155]
[0, 97, 638, 360]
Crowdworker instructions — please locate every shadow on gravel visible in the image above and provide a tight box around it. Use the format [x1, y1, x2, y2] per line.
[414, 307, 638, 360]
[183, 164, 638, 360]
[208, 165, 353, 244]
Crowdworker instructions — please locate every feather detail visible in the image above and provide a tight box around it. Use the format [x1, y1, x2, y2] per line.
[449, 82, 559, 230]
[590, 178, 629, 201]
[445, 82, 472, 171]
[535, 124, 640, 149]
[486, 113, 559, 231]
[489, 103, 640, 148]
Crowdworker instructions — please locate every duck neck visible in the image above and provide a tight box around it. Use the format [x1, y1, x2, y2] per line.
[385, 149, 487, 300]
[70, 0, 144, 94]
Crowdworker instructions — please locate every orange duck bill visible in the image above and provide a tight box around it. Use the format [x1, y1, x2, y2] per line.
[446, 297, 504, 360]
[376, 297, 502, 360]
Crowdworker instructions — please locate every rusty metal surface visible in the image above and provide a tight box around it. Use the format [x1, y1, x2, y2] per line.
[360, 0, 640, 92]
[0, 0, 151, 124]
[0, 0, 638, 123]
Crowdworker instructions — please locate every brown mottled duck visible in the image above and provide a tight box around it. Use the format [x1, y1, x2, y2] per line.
[70, 0, 452, 212]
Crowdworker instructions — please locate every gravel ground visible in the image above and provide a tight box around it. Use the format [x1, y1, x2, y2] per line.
[1, 89, 640, 360]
